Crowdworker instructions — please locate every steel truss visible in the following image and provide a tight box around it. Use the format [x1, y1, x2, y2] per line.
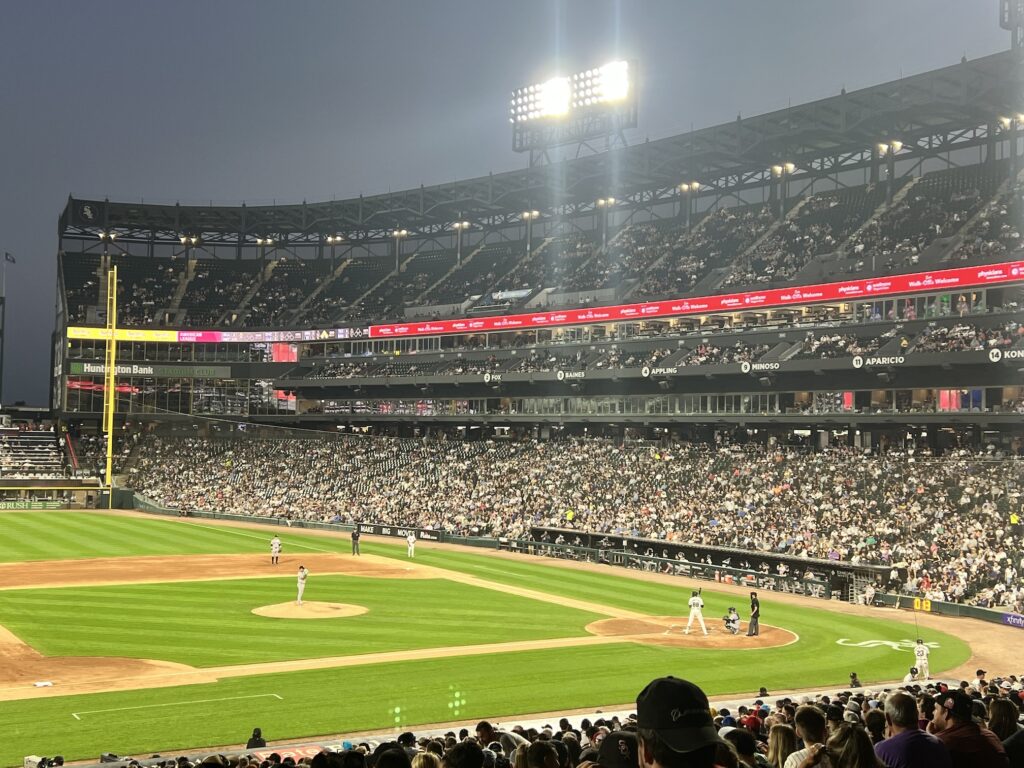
[59, 50, 1023, 257]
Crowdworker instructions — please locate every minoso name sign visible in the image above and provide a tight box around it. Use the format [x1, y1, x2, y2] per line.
[740, 361, 781, 373]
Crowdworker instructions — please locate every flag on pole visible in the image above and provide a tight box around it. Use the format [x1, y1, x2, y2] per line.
[3, 253, 14, 264]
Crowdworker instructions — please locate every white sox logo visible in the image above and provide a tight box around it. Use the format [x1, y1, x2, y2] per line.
[836, 638, 939, 651]
[852, 355, 864, 369]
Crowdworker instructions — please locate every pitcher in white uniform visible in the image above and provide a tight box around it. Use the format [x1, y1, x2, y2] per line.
[296, 565, 309, 605]
[685, 590, 707, 635]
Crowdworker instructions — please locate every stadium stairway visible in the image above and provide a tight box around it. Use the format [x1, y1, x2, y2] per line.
[840, 176, 921, 260]
[619, 212, 720, 302]
[703, 196, 812, 294]
[413, 240, 489, 306]
[165, 258, 197, 319]
[337, 252, 418, 324]
[467, 236, 555, 313]
[223, 260, 276, 327]
[289, 257, 353, 324]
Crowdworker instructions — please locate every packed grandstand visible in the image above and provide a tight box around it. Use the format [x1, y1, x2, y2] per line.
[2, 34, 1022, 768]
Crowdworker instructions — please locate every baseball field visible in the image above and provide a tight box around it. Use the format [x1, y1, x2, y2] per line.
[0, 510, 1006, 767]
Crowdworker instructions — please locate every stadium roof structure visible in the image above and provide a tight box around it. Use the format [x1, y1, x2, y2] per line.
[60, 49, 1023, 252]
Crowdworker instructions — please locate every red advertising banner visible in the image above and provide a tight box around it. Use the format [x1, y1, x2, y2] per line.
[368, 261, 1024, 338]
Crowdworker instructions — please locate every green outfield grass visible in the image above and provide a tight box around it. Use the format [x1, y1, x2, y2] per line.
[0, 512, 973, 767]
[0, 512, 342, 562]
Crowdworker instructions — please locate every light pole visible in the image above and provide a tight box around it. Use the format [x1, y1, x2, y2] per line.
[392, 229, 408, 273]
[99, 231, 116, 258]
[326, 235, 343, 269]
[452, 221, 471, 266]
[596, 198, 615, 249]
[522, 210, 540, 257]
[877, 141, 903, 204]
[256, 237, 274, 261]
[771, 163, 795, 219]
[679, 182, 699, 230]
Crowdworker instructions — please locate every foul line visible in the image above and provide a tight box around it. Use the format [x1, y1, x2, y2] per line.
[72, 693, 283, 720]
[176, 520, 338, 553]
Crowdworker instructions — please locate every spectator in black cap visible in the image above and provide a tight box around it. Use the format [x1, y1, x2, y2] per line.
[398, 734, 419, 760]
[635, 676, 723, 768]
[927, 690, 1008, 767]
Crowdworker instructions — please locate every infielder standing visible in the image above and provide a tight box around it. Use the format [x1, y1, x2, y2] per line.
[270, 535, 281, 565]
[296, 565, 309, 605]
[406, 531, 416, 558]
[684, 589, 707, 635]
[351, 528, 361, 556]
[913, 638, 930, 679]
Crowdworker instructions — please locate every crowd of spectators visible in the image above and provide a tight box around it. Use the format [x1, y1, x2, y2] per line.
[635, 207, 776, 299]
[910, 321, 1022, 354]
[49, 672, 1024, 768]
[951, 183, 1023, 263]
[722, 187, 886, 289]
[845, 165, 1004, 272]
[126, 436, 1023, 611]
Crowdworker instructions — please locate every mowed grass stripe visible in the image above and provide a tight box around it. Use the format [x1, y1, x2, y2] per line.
[0, 575, 600, 667]
[0, 634, 968, 768]
[0, 513, 341, 562]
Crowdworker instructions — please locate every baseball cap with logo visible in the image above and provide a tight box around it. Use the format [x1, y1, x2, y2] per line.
[636, 677, 720, 754]
[934, 691, 973, 720]
[596, 731, 638, 768]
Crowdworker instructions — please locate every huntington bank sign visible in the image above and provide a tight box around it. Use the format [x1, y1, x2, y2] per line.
[69, 362, 231, 378]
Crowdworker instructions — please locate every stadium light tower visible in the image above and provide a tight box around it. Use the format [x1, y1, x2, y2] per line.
[877, 140, 903, 203]
[679, 182, 700, 230]
[451, 220, 471, 265]
[510, 60, 638, 167]
[521, 211, 540, 256]
[596, 197, 615, 248]
[392, 229, 409, 273]
[771, 163, 796, 219]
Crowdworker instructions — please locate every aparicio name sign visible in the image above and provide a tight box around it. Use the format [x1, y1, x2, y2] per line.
[69, 362, 232, 378]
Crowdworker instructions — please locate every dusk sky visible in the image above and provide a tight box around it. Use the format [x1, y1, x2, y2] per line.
[0, 1, 1006, 404]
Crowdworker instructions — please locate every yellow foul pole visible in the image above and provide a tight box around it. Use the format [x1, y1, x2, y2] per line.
[103, 265, 118, 508]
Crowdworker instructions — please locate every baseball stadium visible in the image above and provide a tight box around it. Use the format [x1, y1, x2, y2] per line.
[2, 4, 1024, 768]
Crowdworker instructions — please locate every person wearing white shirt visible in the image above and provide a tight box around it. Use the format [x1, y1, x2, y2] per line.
[407, 531, 416, 558]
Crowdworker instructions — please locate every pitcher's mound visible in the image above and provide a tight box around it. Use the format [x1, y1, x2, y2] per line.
[252, 602, 368, 619]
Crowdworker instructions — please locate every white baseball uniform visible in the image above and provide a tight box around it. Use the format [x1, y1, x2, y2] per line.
[407, 532, 416, 558]
[270, 537, 281, 564]
[914, 642, 930, 679]
[685, 595, 707, 635]
[296, 567, 308, 605]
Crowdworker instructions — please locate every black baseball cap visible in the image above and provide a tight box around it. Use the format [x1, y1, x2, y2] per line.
[636, 677, 720, 754]
[596, 731, 638, 768]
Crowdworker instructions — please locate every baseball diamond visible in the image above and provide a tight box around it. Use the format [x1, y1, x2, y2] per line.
[0, 510, 1016, 766]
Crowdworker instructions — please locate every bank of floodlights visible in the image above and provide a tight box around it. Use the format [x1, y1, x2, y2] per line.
[509, 60, 633, 124]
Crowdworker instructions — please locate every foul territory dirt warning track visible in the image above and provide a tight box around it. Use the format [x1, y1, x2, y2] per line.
[0, 551, 789, 702]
